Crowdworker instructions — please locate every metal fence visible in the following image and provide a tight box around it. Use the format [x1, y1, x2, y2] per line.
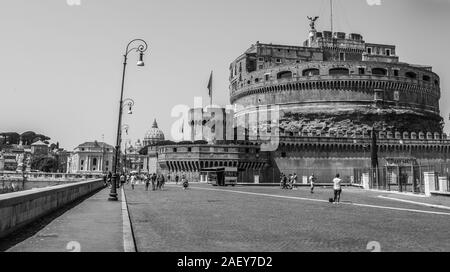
[354, 163, 450, 193]
[238, 163, 450, 194]
[240, 167, 356, 184]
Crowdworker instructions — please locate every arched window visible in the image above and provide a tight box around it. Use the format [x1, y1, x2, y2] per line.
[405, 71, 417, 79]
[422, 75, 431, 82]
[371, 68, 387, 76]
[93, 158, 97, 166]
[329, 68, 349, 76]
[302, 68, 320, 76]
[277, 71, 292, 79]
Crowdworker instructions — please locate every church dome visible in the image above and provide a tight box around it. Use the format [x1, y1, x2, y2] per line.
[143, 119, 165, 146]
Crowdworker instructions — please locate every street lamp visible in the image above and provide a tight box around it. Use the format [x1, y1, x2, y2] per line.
[109, 39, 148, 201]
[123, 99, 135, 115]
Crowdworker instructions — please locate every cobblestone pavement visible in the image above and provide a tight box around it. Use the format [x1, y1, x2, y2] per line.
[125, 183, 450, 252]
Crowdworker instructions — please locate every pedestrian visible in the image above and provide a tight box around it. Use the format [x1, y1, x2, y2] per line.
[175, 174, 179, 185]
[151, 173, 157, 190]
[130, 173, 136, 190]
[280, 173, 285, 189]
[145, 174, 150, 191]
[161, 174, 165, 190]
[107, 171, 112, 187]
[309, 173, 316, 193]
[156, 174, 162, 190]
[120, 173, 126, 187]
[182, 175, 189, 190]
[332, 173, 342, 204]
[292, 173, 298, 190]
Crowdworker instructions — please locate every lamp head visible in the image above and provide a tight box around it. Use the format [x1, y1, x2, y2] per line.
[137, 52, 145, 67]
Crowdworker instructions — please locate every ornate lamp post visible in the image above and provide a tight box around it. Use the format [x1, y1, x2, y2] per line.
[109, 39, 148, 201]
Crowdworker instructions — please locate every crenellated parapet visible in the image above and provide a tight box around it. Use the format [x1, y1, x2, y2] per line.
[277, 130, 449, 141]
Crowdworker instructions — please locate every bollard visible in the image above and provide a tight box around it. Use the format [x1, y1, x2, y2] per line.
[438, 176, 448, 193]
[423, 172, 436, 196]
[362, 173, 370, 189]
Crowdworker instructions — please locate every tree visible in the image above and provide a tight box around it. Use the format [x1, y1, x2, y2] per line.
[0, 132, 20, 145]
[20, 131, 51, 145]
[31, 155, 58, 172]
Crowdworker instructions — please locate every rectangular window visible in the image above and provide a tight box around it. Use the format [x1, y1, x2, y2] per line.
[359, 67, 365, 75]
[276, 58, 281, 63]
[258, 57, 263, 61]
[259, 65, 263, 70]
[367, 47, 372, 54]
[394, 70, 399, 77]
[339, 52, 345, 61]
[386, 49, 391, 56]
[106, 161, 109, 166]
[265, 74, 269, 81]
[187, 147, 192, 152]
[173, 148, 177, 152]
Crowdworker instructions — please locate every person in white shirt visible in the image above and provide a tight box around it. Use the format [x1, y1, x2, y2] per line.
[332, 173, 342, 204]
[309, 173, 316, 194]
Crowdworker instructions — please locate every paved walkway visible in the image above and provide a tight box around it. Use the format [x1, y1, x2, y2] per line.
[125, 183, 450, 252]
[5, 188, 124, 252]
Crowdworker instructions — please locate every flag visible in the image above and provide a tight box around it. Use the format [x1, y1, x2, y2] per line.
[207, 71, 213, 100]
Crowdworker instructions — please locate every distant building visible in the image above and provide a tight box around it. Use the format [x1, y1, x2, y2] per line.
[123, 139, 146, 173]
[142, 119, 165, 173]
[224, 17, 450, 192]
[31, 141, 49, 156]
[143, 119, 165, 146]
[0, 144, 30, 172]
[67, 141, 115, 174]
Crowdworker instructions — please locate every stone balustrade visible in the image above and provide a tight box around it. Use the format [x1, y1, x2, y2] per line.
[0, 172, 104, 181]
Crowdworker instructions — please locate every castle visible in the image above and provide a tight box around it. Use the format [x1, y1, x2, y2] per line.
[147, 18, 450, 194]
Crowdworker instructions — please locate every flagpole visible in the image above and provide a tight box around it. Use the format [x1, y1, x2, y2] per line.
[210, 71, 213, 106]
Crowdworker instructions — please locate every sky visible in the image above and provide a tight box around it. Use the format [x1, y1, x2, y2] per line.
[0, 0, 449, 150]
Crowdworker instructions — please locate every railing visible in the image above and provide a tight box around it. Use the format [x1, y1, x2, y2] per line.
[0, 172, 104, 181]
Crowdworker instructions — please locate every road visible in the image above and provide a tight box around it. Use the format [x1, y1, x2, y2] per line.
[125, 183, 450, 252]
